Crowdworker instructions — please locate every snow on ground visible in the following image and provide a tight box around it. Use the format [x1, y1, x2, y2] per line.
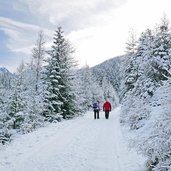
[0, 106, 146, 171]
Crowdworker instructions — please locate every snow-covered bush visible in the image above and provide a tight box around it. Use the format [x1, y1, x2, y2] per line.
[0, 127, 12, 145]
[133, 79, 171, 171]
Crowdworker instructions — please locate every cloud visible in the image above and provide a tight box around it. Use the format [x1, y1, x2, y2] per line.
[17, 0, 128, 30]
[0, 16, 53, 54]
[67, 24, 128, 67]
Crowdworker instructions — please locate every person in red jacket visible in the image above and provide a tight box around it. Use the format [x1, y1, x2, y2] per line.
[103, 101, 112, 119]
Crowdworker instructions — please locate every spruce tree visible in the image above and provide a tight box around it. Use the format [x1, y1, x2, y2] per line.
[7, 81, 25, 129]
[43, 27, 77, 120]
[125, 28, 137, 55]
[150, 16, 171, 83]
[132, 29, 155, 98]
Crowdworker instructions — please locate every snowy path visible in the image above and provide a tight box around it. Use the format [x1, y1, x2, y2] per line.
[0, 107, 145, 171]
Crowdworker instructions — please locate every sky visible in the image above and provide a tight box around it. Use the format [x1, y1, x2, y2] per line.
[0, 0, 171, 72]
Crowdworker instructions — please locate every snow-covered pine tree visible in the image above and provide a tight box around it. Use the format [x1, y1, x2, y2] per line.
[0, 68, 15, 144]
[43, 52, 63, 121]
[43, 27, 77, 121]
[19, 31, 46, 132]
[130, 28, 155, 98]
[123, 29, 155, 128]
[70, 70, 86, 114]
[120, 29, 152, 126]
[6, 80, 25, 130]
[3, 62, 26, 130]
[79, 65, 104, 110]
[150, 16, 171, 84]
[125, 28, 137, 55]
[124, 29, 139, 92]
[101, 76, 119, 107]
[32, 30, 45, 93]
[0, 68, 14, 117]
[0, 91, 12, 144]
[121, 29, 156, 128]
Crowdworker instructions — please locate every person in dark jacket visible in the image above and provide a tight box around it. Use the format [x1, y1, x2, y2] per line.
[103, 101, 112, 119]
[93, 101, 100, 119]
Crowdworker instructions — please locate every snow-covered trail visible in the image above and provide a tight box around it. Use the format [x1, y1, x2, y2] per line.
[0, 107, 145, 171]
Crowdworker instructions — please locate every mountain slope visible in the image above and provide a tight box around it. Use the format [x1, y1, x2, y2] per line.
[0, 67, 14, 89]
[0, 67, 10, 74]
[0, 107, 145, 171]
[91, 55, 128, 100]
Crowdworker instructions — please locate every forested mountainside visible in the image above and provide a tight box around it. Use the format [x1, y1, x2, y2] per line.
[91, 55, 127, 101]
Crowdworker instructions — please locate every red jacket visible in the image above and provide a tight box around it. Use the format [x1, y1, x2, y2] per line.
[103, 101, 112, 111]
